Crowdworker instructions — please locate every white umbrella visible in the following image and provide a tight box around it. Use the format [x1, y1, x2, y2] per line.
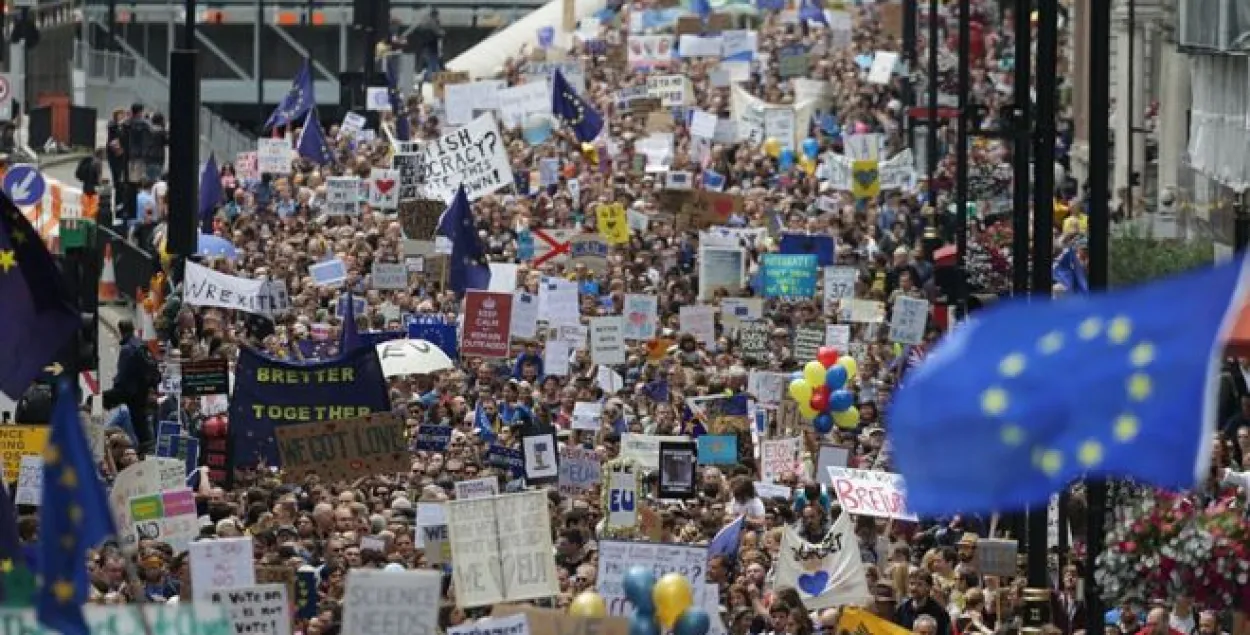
[375, 339, 454, 377]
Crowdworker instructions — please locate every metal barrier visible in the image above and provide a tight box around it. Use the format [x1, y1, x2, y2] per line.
[73, 39, 257, 161]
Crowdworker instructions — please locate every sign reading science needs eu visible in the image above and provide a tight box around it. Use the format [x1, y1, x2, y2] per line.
[228, 346, 390, 470]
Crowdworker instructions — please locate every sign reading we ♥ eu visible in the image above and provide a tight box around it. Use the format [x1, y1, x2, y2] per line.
[461, 291, 513, 358]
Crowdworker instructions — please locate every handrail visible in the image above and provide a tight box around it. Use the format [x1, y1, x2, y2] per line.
[73, 36, 257, 162]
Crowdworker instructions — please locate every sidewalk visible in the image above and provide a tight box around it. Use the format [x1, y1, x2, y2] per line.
[100, 304, 132, 339]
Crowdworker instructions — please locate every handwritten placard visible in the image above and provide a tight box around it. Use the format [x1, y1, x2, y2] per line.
[274, 412, 409, 481]
[341, 569, 442, 635]
[191, 537, 257, 602]
[597, 541, 707, 615]
[211, 584, 290, 635]
[825, 467, 917, 521]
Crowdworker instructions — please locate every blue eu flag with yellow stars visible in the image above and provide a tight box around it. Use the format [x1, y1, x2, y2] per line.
[889, 258, 1250, 515]
[551, 69, 603, 143]
[0, 195, 78, 399]
[265, 58, 315, 130]
[37, 379, 116, 635]
[296, 107, 334, 166]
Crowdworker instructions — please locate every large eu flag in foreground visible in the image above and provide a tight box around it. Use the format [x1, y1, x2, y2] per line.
[890, 257, 1250, 515]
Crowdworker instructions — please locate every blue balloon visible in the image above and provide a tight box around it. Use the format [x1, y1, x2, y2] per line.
[801, 137, 820, 158]
[824, 365, 848, 389]
[830, 389, 855, 412]
[631, 612, 662, 635]
[778, 147, 796, 170]
[813, 412, 834, 434]
[674, 609, 712, 635]
[623, 566, 656, 614]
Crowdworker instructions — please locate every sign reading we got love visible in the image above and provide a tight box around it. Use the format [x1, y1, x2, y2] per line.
[227, 346, 390, 474]
[275, 412, 410, 482]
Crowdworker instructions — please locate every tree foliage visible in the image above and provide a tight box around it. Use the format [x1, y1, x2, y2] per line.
[1109, 224, 1214, 287]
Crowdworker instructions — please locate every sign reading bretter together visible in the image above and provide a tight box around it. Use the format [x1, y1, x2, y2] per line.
[392, 113, 515, 201]
[274, 412, 409, 481]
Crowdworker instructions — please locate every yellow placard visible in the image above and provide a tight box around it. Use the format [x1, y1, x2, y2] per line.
[850, 159, 881, 200]
[0, 426, 49, 482]
[837, 607, 912, 635]
[596, 203, 630, 245]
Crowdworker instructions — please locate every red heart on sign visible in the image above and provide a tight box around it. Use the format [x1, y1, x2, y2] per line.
[374, 178, 396, 195]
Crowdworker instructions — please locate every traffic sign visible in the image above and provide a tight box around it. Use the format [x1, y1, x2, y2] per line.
[3, 164, 45, 207]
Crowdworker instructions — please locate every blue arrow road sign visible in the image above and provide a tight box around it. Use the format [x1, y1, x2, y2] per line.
[3, 164, 46, 207]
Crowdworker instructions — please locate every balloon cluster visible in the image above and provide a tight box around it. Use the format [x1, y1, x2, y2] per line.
[762, 137, 821, 175]
[567, 567, 711, 635]
[788, 347, 860, 434]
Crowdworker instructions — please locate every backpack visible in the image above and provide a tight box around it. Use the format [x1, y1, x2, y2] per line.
[74, 156, 93, 183]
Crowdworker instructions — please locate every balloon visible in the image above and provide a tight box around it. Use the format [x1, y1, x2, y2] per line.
[798, 402, 819, 421]
[810, 391, 829, 412]
[799, 157, 816, 175]
[830, 389, 855, 412]
[824, 365, 848, 390]
[779, 147, 796, 170]
[803, 360, 828, 387]
[789, 379, 814, 403]
[817, 347, 840, 368]
[763, 137, 782, 158]
[674, 608, 712, 635]
[623, 566, 657, 614]
[570, 591, 609, 618]
[630, 612, 661, 635]
[834, 406, 860, 429]
[813, 412, 834, 434]
[838, 356, 859, 381]
[802, 137, 820, 158]
[653, 573, 694, 629]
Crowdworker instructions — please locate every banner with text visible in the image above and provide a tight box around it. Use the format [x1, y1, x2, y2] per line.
[275, 412, 409, 482]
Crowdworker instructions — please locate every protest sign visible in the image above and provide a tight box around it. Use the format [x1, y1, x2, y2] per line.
[761, 438, 802, 483]
[190, 537, 257, 602]
[324, 177, 361, 216]
[180, 358, 230, 397]
[521, 431, 558, 486]
[493, 606, 630, 635]
[590, 316, 626, 365]
[371, 262, 409, 291]
[210, 584, 290, 635]
[559, 446, 601, 496]
[274, 412, 409, 481]
[235, 151, 259, 180]
[455, 477, 499, 500]
[227, 346, 390, 474]
[889, 296, 930, 345]
[461, 291, 514, 358]
[184, 261, 290, 317]
[308, 259, 348, 287]
[394, 114, 514, 201]
[698, 247, 746, 300]
[14, 456, 41, 506]
[603, 464, 639, 531]
[414, 424, 451, 452]
[815, 445, 851, 486]
[622, 294, 658, 340]
[570, 235, 609, 274]
[0, 604, 231, 634]
[398, 199, 444, 240]
[447, 491, 558, 607]
[130, 488, 199, 552]
[256, 138, 292, 174]
[620, 434, 690, 470]
[793, 326, 825, 361]
[826, 467, 918, 521]
[824, 266, 858, 311]
[571, 402, 602, 432]
[0, 426, 47, 483]
[109, 458, 189, 550]
[976, 538, 1019, 577]
[598, 541, 708, 615]
[696, 435, 737, 465]
[497, 82, 550, 128]
[449, 612, 530, 635]
[341, 569, 442, 635]
[737, 321, 770, 362]
[761, 254, 818, 298]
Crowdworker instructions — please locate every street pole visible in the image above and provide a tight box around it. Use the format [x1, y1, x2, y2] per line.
[166, 0, 200, 263]
[257, 0, 265, 129]
[903, 0, 917, 107]
[1086, 0, 1113, 624]
[107, 0, 119, 50]
[1011, 0, 1031, 296]
[954, 0, 969, 316]
[926, 0, 939, 185]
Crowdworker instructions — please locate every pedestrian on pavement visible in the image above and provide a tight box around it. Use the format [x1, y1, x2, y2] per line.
[104, 319, 158, 452]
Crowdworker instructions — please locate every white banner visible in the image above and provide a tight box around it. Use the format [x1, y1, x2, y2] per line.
[496, 82, 550, 129]
[621, 294, 658, 340]
[590, 316, 626, 365]
[342, 570, 442, 635]
[447, 491, 558, 608]
[393, 114, 514, 201]
[183, 261, 290, 317]
[774, 512, 871, 610]
[256, 138, 291, 175]
[324, 177, 360, 216]
[597, 541, 707, 616]
[826, 467, 918, 521]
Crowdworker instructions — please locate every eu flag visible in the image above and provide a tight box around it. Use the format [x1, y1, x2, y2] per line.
[385, 53, 411, 142]
[297, 107, 334, 166]
[551, 69, 603, 143]
[691, 0, 712, 21]
[37, 379, 116, 635]
[265, 58, 315, 130]
[435, 185, 491, 295]
[199, 153, 222, 233]
[0, 196, 78, 399]
[339, 290, 364, 353]
[707, 515, 744, 560]
[889, 258, 1250, 515]
[0, 475, 33, 608]
[798, 0, 828, 25]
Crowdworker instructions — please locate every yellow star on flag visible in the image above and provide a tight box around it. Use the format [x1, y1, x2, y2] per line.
[0, 249, 15, 274]
[52, 579, 74, 604]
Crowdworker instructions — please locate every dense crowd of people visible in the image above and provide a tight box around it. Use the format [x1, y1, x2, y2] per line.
[51, 0, 1214, 634]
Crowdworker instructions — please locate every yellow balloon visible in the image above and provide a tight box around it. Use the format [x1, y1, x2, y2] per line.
[837, 356, 858, 381]
[834, 406, 860, 429]
[653, 573, 694, 628]
[569, 591, 608, 618]
[798, 403, 819, 421]
[803, 360, 827, 387]
[789, 379, 813, 403]
[762, 137, 782, 158]
[799, 157, 816, 175]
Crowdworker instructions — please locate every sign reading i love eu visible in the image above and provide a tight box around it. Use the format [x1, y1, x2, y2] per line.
[228, 346, 390, 473]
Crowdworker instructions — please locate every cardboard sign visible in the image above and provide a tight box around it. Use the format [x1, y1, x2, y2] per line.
[760, 438, 802, 483]
[210, 584, 291, 635]
[432, 71, 470, 99]
[976, 538, 1019, 577]
[597, 542, 708, 615]
[369, 168, 400, 210]
[493, 606, 629, 635]
[666, 190, 744, 230]
[398, 199, 444, 240]
[180, 358, 230, 397]
[447, 491, 559, 607]
[274, 412, 409, 482]
[342, 570, 442, 635]
[825, 467, 917, 521]
[461, 291, 514, 358]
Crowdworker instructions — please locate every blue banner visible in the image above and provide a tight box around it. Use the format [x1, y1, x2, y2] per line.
[228, 346, 391, 469]
[697, 434, 738, 465]
[414, 424, 452, 452]
[407, 318, 459, 360]
[779, 233, 835, 267]
[156, 434, 200, 475]
[295, 570, 319, 620]
[761, 254, 818, 298]
[486, 444, 525, 478]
